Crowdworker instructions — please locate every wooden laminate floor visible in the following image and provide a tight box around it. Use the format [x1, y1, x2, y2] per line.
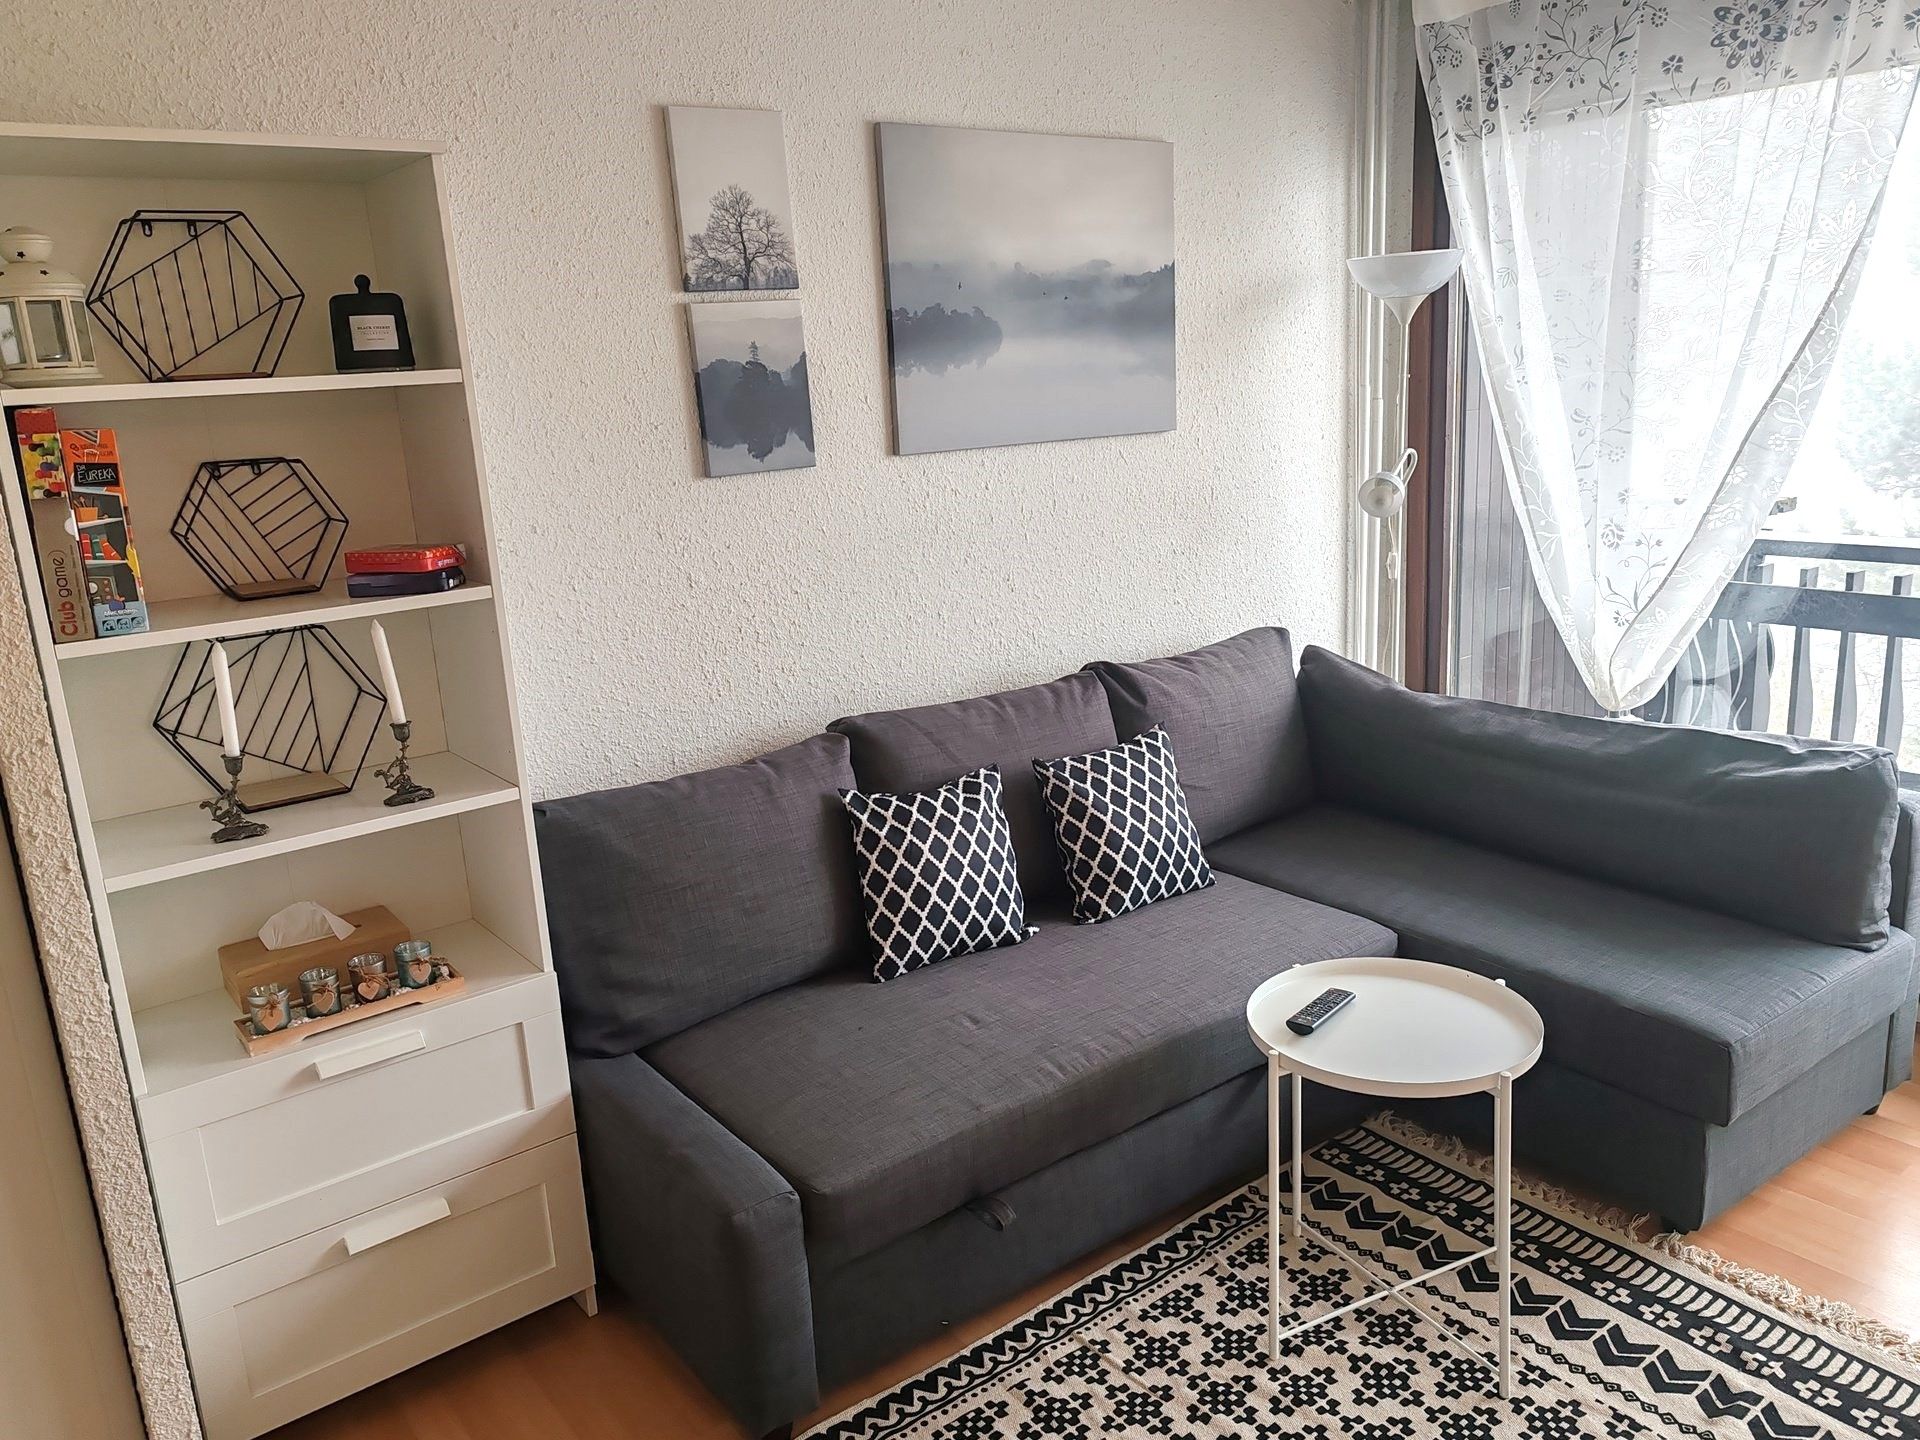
[276, 1037, 1920, 1440]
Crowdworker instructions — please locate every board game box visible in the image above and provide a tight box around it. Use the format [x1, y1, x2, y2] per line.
[61, 429, 149, 638]
[344, 543, 466, 574]
[11, 409, 93, 643]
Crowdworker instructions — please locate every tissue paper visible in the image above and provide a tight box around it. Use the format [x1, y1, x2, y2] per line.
[259, 901, 356, 950]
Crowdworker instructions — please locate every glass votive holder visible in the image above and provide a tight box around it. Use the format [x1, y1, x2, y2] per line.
[300, 965, 342, 1017]
[246, 983, 291, 1035]
[349, 952, 392, 1003]
[393, 939, 434, 989]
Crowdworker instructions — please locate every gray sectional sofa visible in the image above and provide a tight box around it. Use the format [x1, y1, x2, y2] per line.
[534, 629, 1918, 1438]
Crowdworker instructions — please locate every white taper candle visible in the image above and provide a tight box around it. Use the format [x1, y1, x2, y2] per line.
[369, 619, 407, 724]
[210, 642, 242, 757]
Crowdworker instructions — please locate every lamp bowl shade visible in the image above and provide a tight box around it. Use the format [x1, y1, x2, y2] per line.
[1346, 248, 1464, 302]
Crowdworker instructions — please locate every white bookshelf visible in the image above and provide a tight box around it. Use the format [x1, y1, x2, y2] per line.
[0, 123, 591, 1440]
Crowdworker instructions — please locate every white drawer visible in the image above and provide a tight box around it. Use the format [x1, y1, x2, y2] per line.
[148, 986, 576, 1279]
[178, 1135, 592, 1440]
[140, 970, 563, 1134]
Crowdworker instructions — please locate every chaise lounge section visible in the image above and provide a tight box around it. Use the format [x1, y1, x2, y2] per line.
[1213, 647, 1916, 1229]
[535, 628, 1916, 1436]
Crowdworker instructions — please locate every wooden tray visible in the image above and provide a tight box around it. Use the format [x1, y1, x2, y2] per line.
[232, 971, 466, 1057]
[218, 904, 410, 1007]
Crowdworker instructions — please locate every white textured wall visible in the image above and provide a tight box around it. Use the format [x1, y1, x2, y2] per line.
[0, 529, 191, 1433]
[5, 1, 1359, 799]
[0, 835, 145, 1440]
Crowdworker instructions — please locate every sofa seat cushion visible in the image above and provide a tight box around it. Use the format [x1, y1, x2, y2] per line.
[1209, 805, 1916, 1128]
[643, 872, 1395, 1267]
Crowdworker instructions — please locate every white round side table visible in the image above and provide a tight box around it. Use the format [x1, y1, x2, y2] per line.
[1245, 956, 1544, 1397]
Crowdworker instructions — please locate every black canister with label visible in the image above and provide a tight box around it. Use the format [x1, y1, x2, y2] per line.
[330, 275, 415, 373]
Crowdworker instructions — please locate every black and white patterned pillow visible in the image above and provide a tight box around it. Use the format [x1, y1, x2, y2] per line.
[840, 765, 1032, 981]
[1033, 725, 1214, 923]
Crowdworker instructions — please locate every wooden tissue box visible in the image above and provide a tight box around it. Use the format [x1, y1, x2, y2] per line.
[218, 905, 411, 1009]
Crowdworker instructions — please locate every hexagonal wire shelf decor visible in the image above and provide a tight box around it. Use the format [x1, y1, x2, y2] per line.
[86, 210, 303, 381]
[173, 457, 349, 600]
[154, 626, 387, 811]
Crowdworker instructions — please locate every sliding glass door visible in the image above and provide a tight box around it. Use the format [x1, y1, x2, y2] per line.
[1416, 85, 1920, 771]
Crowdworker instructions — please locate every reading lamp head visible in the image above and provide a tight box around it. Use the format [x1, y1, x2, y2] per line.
[1357, 468, 1408, 519]
[1356, 447, 1417, 520]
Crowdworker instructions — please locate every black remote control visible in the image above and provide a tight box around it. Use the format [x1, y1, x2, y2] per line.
[1286, 987, 1355, 1036]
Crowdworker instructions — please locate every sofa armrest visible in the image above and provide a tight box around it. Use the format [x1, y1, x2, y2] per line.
[572, 1052, 817, 1434]
[1892, 789, 1920, 946]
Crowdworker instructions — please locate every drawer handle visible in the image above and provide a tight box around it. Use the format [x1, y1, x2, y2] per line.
[342, 1196, 452, 1256]
[311, 1027, 427, 1080]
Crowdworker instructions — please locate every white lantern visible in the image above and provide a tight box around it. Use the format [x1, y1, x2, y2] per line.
[0, 227, 103, 385]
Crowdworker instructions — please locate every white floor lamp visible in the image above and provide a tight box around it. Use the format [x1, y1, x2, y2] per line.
[1347, 248, 1464, 517]
[1347, 248, 1464, 676]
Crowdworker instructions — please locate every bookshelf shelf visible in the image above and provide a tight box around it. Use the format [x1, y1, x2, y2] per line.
[0, 368, 464, 410]
[55, 581, 493, 660]
[0, 122, 438, 184]
[94, 752, 519, 892]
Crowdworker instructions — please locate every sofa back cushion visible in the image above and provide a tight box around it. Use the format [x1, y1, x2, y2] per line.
[1088, 627, 1314, 843]
[1296, 645, 1899, 949]
[830, 672, 1118, 901]
[534, 733, 865, 1056]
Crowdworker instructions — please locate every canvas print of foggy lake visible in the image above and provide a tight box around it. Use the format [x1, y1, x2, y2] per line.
[667, 106, 801, 291]
[687, 300, 815, 477]
[876, 122, 1174, 455]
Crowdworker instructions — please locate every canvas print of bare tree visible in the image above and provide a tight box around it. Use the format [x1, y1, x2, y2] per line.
[686, 300, 814, 476]
[876, 122, 1174, 455]
[667, 106, 801, 292]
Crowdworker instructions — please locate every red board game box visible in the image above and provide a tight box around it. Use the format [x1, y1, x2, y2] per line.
[344, 543, 466, 574]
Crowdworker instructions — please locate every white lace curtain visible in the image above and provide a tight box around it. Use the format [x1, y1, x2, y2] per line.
[1414, 0, 1920, 712]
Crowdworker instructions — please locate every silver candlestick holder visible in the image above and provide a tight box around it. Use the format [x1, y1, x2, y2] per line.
[374, 720, 435, 807]
[202, 753, 269, 843]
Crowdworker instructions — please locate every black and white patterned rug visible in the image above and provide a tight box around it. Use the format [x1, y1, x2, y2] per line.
[805, 1118, 1920, 1439]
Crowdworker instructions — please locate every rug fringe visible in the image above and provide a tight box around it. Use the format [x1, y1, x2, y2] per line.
[1368, 1110, 1920, 1369]
[1644, 1232, 1920, 1367]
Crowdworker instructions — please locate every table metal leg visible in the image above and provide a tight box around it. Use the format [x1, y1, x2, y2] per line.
[1261, 1060, 1517, 1378]
[1494, 1071, 1513, 1398]
[1267, 1050, 1282, 1358]
[1290, 1071, 1303, 1241]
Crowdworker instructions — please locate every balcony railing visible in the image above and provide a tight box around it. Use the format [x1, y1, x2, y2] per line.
[1441, 324, 1920, 759]
[1452, 530, 1920, 772]
[1693, 535, 1919, 759]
